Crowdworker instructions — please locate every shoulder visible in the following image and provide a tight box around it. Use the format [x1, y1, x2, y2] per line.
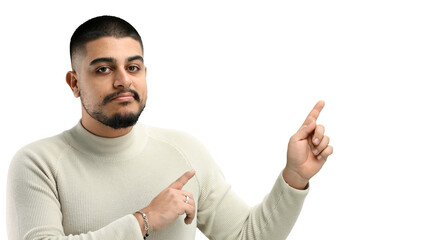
[9, 130, 72, 177]
[16, 130, 71, 159]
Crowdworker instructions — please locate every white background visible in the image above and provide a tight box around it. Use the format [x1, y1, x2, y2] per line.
[1, 0, 425, 239]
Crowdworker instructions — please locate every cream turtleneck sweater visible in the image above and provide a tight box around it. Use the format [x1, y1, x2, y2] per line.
[7, 122, 308, 240]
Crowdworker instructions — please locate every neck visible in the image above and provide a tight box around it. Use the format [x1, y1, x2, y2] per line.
[81, 112, 133, 138]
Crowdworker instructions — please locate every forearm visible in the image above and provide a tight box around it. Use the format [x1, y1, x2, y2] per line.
[198, 172, 308, 240]
[7, 213, 143, 240]
[239, 173, 308, 240]
[6, 154, 144, 240]
[133, 212, 149, 238]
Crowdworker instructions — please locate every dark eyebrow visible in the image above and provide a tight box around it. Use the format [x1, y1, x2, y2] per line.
[127, 55, 144, 63]
[90, 57, 115, 66]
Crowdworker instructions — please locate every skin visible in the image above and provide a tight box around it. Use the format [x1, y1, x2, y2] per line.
[66, 36, 147, 138]
[284, 100, 333, 190]
[65, 36, 333, 236]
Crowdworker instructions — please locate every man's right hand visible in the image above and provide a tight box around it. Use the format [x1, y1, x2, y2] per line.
[134, 170, 196, 235]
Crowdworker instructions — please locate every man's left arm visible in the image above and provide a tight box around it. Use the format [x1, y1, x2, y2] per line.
[195, 100, 333, 240]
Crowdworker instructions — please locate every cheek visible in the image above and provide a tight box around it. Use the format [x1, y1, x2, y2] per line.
[79, 89, 90, 106]
[90, 84, 109, 101]
[134, 80, 147, 96]
[79, 87, 103, 108]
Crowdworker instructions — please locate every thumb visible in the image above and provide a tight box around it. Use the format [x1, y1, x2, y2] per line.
[169, 169, 196, 190]
[294, 120, 316, 141]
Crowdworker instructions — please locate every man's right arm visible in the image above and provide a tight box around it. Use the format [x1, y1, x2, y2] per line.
[6, 148, 143, 240]
[7, 146, 198, 240]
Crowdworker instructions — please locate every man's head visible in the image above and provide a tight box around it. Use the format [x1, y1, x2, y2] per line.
[70, 15, 143, 71]
[66, 16, 147, 134]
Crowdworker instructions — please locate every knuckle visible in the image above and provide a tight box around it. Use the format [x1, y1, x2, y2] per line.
[173, 191, 182, 198]
[323, 147, 332, 156]
[173, 198, 181, 205]
[174, 180, 184, 187]
[314, 127, 324, 136]
[323, 135, 330, 144]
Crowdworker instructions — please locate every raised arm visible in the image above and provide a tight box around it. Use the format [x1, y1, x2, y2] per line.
[196, 101, 333, 240]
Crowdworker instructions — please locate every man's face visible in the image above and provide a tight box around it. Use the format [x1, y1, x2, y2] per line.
[70, 36, 147, 129]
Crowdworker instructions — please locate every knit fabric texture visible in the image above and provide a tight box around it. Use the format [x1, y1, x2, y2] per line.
[7, 122, 308, 240]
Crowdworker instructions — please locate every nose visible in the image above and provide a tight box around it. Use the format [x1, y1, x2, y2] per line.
[113, 68, 132, 89]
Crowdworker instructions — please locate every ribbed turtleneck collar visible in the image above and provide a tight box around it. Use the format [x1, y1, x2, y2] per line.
[64, 121, 147, 161]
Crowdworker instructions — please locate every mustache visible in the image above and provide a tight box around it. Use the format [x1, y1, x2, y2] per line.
[102, 89, 141, 105]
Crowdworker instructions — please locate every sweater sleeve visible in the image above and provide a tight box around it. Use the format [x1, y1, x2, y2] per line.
[177, 134, 309, 240]
[6, 147, 144, 240]
[198, 169, 308, 240]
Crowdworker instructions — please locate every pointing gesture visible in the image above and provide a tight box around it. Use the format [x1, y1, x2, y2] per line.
[169, 170, 196, 190]
[283, 101, 333, 190]
[135, 170, 196, 235]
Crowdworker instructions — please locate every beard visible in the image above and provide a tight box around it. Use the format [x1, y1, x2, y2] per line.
[81, 89, 145, 129]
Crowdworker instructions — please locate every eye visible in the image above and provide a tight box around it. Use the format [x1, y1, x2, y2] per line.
[128, 65, 140, 72]
[96, 67, 111, 74]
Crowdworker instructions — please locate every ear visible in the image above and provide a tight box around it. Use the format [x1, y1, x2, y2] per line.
[66, 71, 81, 98]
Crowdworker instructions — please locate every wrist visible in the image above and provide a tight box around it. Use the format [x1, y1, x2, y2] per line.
[133, 212, 146, 235]
[134, 210, 151, 238]
[282, 167, 309, 190]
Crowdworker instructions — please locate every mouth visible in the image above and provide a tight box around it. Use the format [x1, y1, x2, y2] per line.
[103, 90, 141, 105]
[111, 93, 135, 101]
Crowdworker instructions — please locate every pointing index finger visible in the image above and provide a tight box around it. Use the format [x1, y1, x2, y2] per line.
[169, 170, 196, 190]
[301, 100, 325, 127]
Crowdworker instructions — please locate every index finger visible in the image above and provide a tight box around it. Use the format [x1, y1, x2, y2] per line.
[301, 100, 325, 127]
[169, 169, 196, 190]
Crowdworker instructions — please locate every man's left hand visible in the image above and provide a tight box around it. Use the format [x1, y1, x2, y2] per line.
[283, 100, 333, 190]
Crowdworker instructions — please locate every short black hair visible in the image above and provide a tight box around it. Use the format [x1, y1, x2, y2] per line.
[70, 15, 143, 70]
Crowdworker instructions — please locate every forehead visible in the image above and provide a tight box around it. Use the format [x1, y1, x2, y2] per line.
[83, 36, 143, 62]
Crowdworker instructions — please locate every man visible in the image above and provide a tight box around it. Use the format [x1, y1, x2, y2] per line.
[6, 16, 333, 240]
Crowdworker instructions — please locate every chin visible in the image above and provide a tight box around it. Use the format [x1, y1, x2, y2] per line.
[102, 112, 142, 129]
